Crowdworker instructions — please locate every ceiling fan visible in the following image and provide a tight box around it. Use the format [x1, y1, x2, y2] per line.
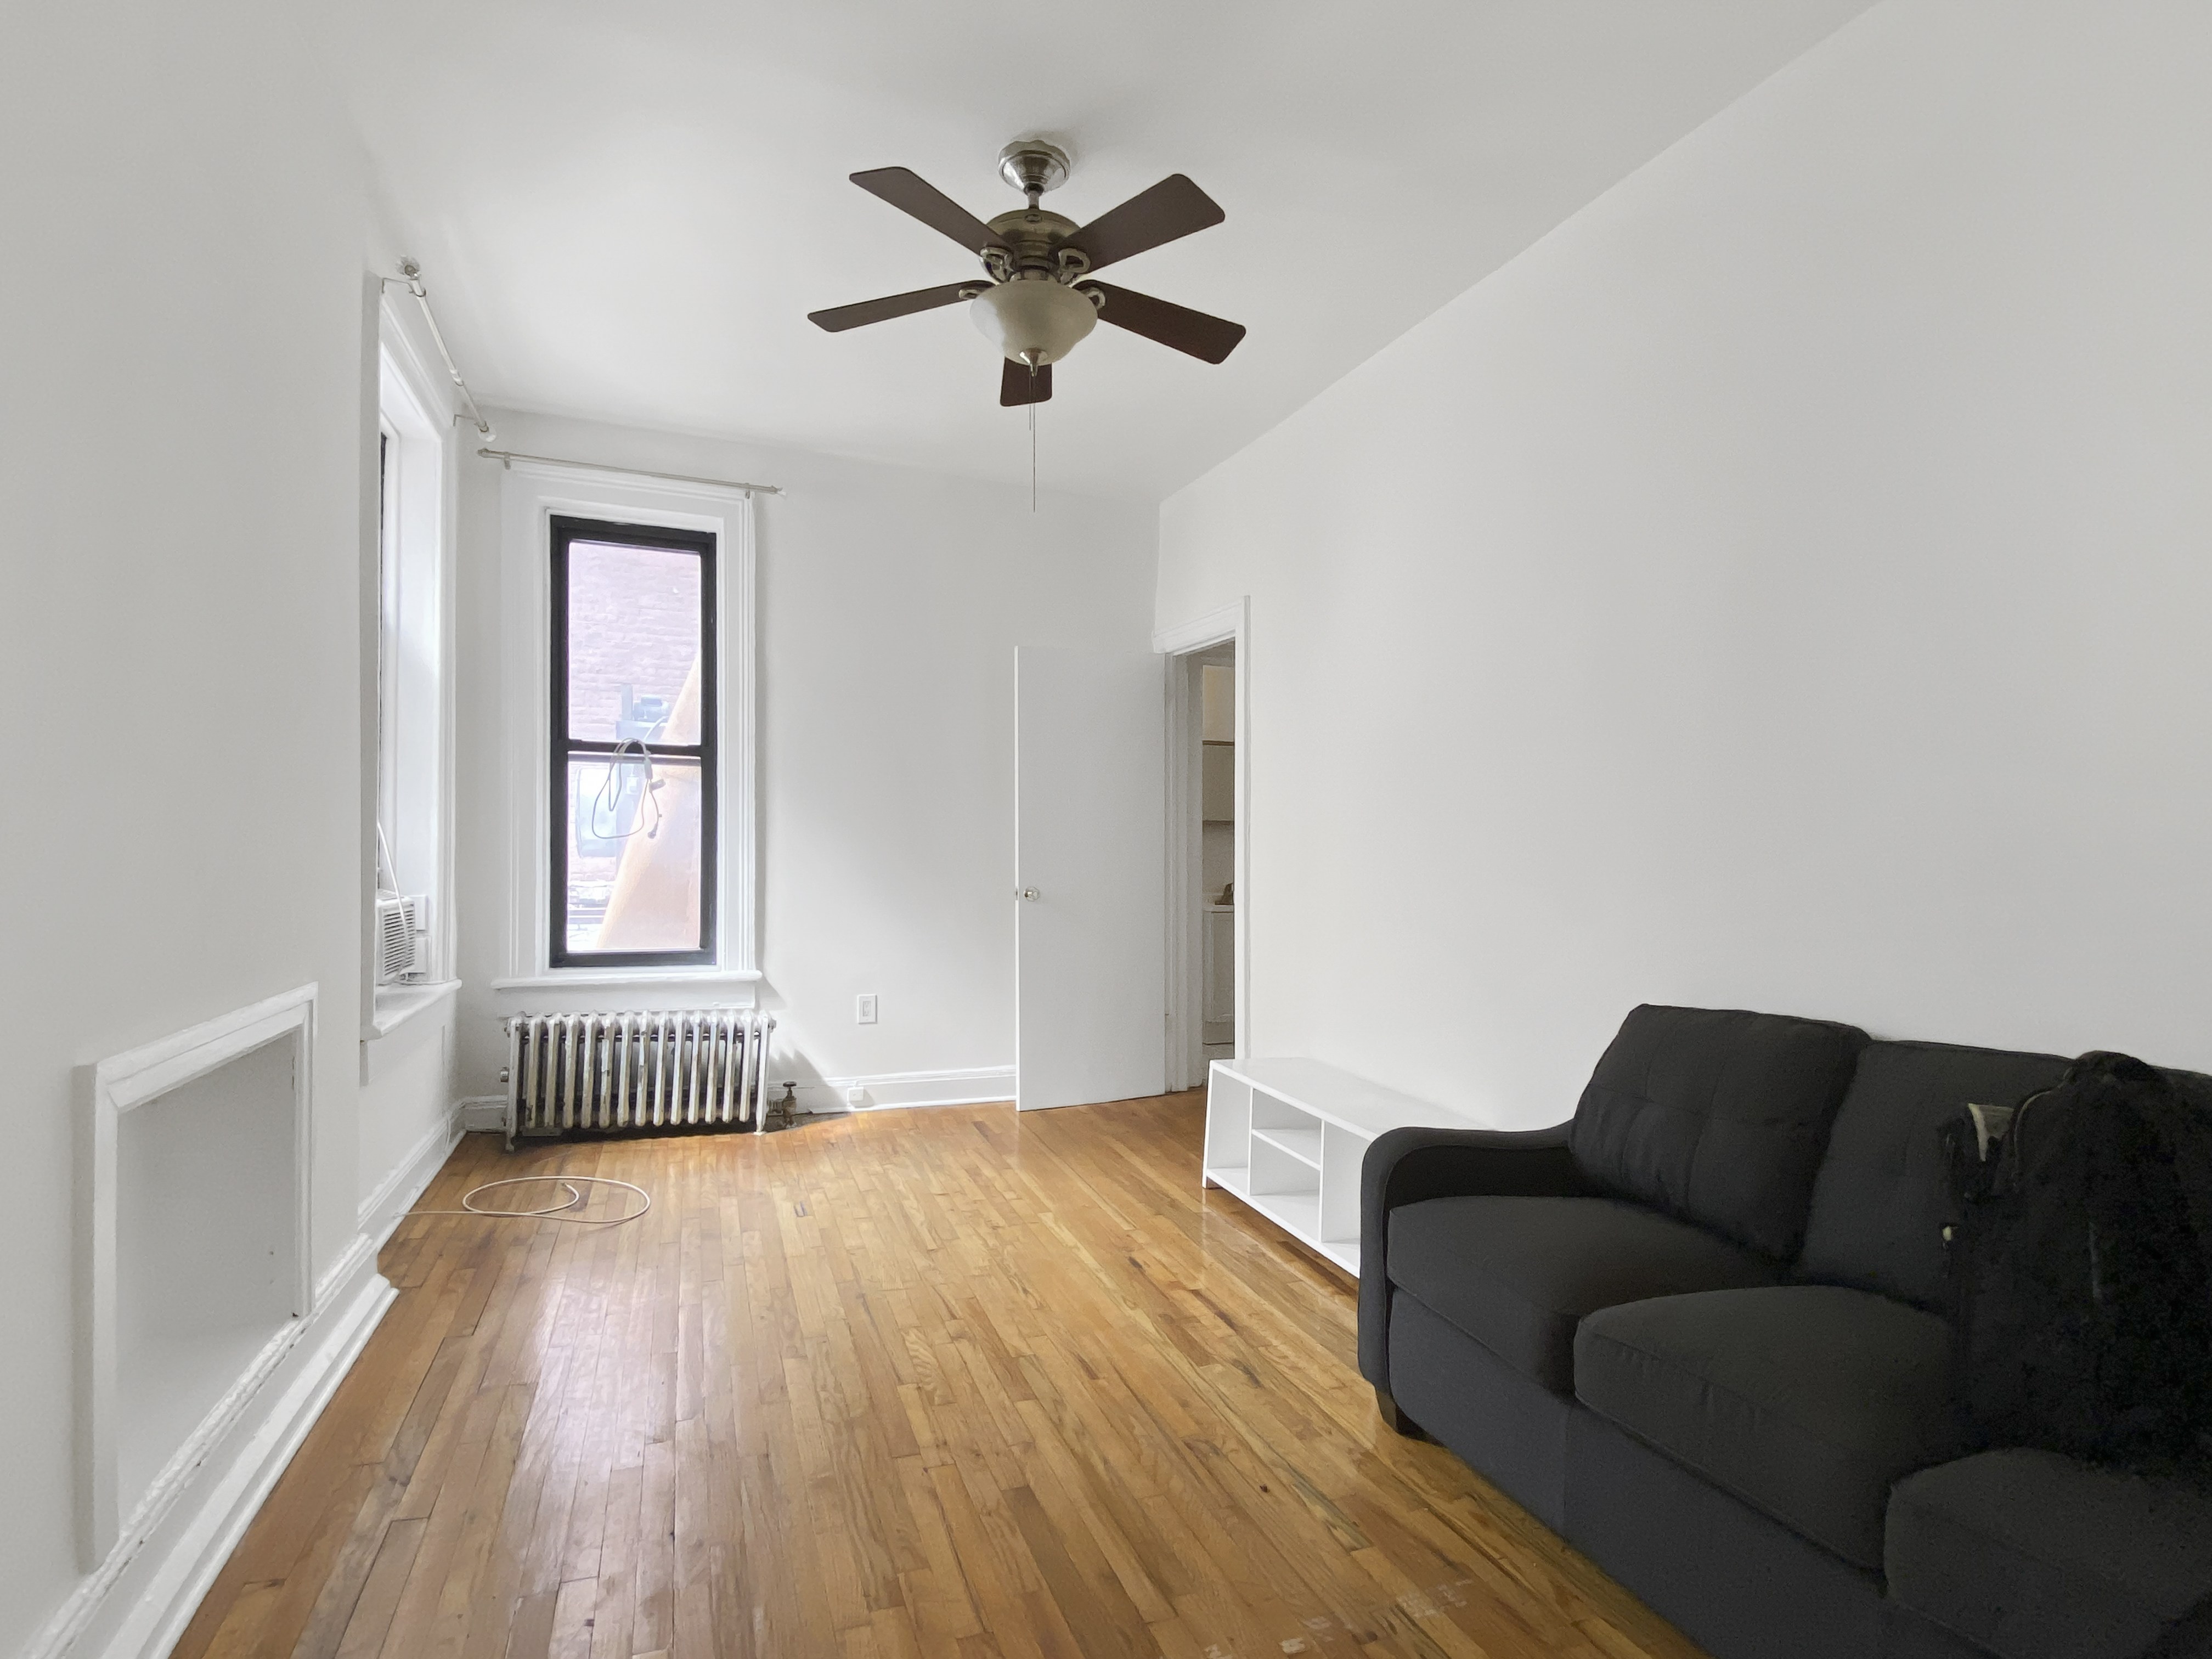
[807, 141, 1246, 407]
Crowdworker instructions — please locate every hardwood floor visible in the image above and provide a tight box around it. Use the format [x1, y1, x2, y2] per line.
[172, 1091, 1703, 1659]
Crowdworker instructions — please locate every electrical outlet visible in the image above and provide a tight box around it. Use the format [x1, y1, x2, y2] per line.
[855, 994, 878, 1024]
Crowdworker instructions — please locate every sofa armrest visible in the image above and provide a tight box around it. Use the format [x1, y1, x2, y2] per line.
[1358, 1124, 1584, 1391]
[2152, 1597, 2212, 1659]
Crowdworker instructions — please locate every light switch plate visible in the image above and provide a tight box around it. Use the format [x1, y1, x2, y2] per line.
[855, 994, 878, 1024]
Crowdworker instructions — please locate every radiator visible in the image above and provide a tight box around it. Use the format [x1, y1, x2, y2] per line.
[503, 1009, 776, 1148]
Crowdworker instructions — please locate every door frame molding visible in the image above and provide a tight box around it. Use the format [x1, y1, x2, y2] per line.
[1154, 597, 1249, 1092]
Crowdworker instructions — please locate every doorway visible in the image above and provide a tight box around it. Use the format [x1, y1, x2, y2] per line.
[1165, 618, 1244, 1092]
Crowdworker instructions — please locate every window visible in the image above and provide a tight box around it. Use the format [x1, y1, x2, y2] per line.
[495, 463, 756, 990]
[375, 423, 400, 889]
[371, 333, 452, 1005]
[548, 515, 718, 968]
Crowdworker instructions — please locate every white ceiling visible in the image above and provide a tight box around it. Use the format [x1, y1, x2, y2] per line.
[334, 0, 1871, 501]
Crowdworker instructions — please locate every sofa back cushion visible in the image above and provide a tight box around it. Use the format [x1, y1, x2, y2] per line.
[1796, 1040, 2068, 1310]
[1570, 1005, 1870, 1261]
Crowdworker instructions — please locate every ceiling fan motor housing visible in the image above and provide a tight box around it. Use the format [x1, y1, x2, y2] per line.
[970, 278, 1098, 366]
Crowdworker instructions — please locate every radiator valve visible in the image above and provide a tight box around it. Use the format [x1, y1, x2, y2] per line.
[763, 1080, 799, 1132]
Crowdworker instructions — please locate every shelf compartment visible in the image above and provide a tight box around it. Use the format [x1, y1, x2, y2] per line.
[1249, 1135, 1319, 1202]
[1204, 1073, 1253, 1170]
[1250, 1089, 1321, 1136]
[1201, 1056, 1481, 1283]
[1250, 1125, 1323, 1167]
[1204, 1164, 1251, 1198]
[1250, 1189, 1321, 1240]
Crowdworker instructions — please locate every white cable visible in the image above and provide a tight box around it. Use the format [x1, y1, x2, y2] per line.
[407, 1175, 650, 1226]
[375, 822, 400, 895]
[586, 740, 663, 843]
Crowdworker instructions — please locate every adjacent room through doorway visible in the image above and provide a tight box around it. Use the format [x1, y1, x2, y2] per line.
[1197, 648, 1237, 1065]
[1166, 631, 1241, 1091]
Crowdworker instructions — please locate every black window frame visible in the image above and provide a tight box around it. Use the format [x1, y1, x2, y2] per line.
[548, 514, 718, 969]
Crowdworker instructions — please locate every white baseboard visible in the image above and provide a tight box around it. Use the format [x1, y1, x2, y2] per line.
[28, 1240, 395, 1659]
[453, 1070, 1011, 1127]
[356, 1105, 465, 1240]
[457, 1095, 507, 1134]
[791, 1065, 1015, 1113]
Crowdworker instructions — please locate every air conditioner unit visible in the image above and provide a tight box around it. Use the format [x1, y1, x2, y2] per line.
[376, 893, 426, 984]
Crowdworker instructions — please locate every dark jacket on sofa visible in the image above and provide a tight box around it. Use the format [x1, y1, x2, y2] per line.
[1358, 1004, 2212, 1659]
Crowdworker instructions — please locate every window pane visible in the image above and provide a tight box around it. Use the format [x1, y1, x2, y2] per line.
[563, 755, 703, 954]
[566, 541, 703, 744]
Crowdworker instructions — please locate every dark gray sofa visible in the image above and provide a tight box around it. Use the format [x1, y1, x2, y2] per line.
[1359, 1004, 2212, 1659]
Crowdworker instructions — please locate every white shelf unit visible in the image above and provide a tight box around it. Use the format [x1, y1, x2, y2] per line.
[1203, 1057, 1480, 1277]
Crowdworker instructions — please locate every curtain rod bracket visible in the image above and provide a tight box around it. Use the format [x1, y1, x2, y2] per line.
[386, 258, 495, 442]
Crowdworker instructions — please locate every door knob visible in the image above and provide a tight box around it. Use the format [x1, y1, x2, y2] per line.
[1018, 888, 1040, 901]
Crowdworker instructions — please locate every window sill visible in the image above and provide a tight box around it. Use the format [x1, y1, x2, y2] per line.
[366, 979, 461, 1040]
[490, 970, 761, 993]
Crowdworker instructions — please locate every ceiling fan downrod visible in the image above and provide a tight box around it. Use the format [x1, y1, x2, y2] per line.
[997, 140, 1071, 211]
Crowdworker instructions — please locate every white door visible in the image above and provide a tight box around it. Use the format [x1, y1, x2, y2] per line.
[1015, 646, 1166, 1110]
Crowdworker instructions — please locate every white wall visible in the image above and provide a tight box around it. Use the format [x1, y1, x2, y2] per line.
[0, 2, 377, 1651]
[454, 411, 1157, 1108]
[356, 297, 467, 1236]
[1156, 0, 2212, 1128]
[358, 1005, 460, 1231]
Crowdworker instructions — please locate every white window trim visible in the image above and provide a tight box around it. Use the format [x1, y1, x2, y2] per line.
[496, 459, 759, 992]
[368, 301, 459, 1040]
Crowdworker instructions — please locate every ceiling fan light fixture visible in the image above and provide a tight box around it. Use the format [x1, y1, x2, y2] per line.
[969, 278, 1098, 368]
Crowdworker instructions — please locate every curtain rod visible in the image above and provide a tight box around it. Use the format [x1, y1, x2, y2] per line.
[383, 260, 494, 441]
[475, 448, 785, 496]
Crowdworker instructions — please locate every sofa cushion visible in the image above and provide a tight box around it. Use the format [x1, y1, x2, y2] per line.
[1570, 1005, 1870, 1260]
[1387, 1196, 1780, 1393]
[1886, 1449, 2212, 1659]
[1796, 1040, 2067, 1311]
[1574, 1285, 1956, 1570]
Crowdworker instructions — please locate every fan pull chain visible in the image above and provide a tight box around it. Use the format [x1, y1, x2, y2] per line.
[1029, 363, 1039, 512]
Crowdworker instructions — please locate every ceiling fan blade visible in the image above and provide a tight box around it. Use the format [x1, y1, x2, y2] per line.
[1085, 283, 1246, 364]
[808, 281, 978, 333]
[850, 167, 1009, 254]
[1060, 175, 1224, 273]
[1000, 359, 1053, 406]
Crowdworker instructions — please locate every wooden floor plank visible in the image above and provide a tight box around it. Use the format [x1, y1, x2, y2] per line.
[167, 1095, 1705, 1659]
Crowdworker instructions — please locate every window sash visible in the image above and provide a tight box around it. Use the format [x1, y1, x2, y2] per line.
[375, 423, 399, 867]
[548, 516, 718, 968]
